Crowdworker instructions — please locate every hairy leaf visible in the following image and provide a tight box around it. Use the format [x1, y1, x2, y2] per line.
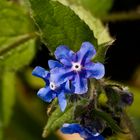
[0, 0, 33, 37]
[28, 0, 97, 51]
[43, 98, 89, 137]
[0, 0, 36, 71]
[54, 0, 113, 47]
[0, 37, 36, 71]
[42, 105, 74, 138]
[93, 41, 113, 62]
[58, 0, 113, 17]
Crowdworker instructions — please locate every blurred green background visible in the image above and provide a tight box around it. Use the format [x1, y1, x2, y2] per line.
[0, 0, 140, 140]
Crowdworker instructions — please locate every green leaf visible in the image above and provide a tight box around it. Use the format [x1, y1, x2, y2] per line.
[0, 70, 16, 140]
[28, 0, 97, 52]
[42, 105, 74, 138]
[92, 109, 126, 133]
[58, 0, 113, 17]
[54, 0, 113, 47]
[0, 37, 36, 71]
[0, 1, 36, 71]
[0, 1, 33, 37]
[93, 41, 113, 62]
[43, 98, 89, 138]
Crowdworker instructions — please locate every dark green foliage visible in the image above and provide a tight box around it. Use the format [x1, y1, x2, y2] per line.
[28, 0, 97, 51]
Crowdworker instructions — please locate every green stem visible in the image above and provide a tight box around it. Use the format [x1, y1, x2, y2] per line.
[0, 32, 37, 56]
[101, 11, 140, 22]
[89, 79, 98, 109]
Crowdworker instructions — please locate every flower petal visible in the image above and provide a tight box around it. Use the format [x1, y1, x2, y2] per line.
[60, 58, 72, 67]
[54, 45, 75, 66]
[61, 81, 71, 93]
[71, 73, 88, 94]
[76, 42, 96, 65]
[48, 60, 63, 69]
[61, 124, 104, 140]
[37, 87, 56, 103]
[85, 62, 105, 79]
[50, 67, 74, 85]
[58, 92, 67, 112]
[32, 66, 49, 79]
[61, 123, 92, 139]
[61, 123, 84, 134]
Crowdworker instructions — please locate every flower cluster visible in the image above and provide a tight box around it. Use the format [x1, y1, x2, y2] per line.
[32, 42, 105, 140]
[32, 42, 105, 111]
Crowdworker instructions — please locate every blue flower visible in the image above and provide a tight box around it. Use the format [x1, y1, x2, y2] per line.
[60, 123, 104, 140]
[32, 65, 70, 112]
[51, 42, 105, 94]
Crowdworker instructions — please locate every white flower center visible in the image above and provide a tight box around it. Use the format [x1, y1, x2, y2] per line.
[72, 62, 82, 71]
[49, 82, 57, 90]
[94, 133, 100, 137]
